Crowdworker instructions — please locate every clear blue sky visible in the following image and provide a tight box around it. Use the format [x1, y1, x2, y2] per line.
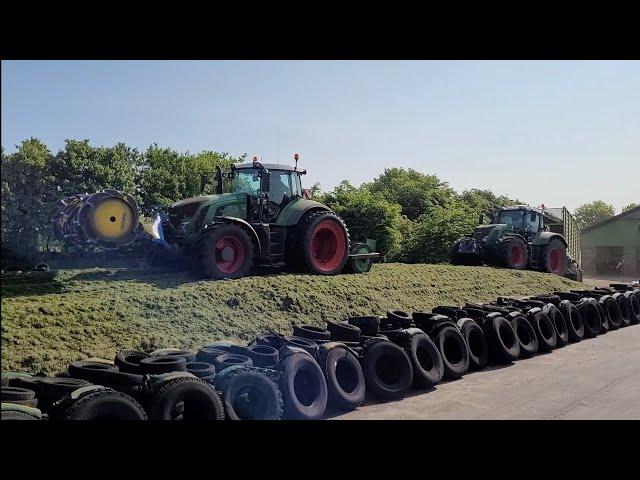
[2, 60, 639, 212]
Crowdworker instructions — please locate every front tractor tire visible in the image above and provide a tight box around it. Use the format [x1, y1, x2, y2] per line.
[294, 211, 350, 275]
[540, 238, 567, 276]
[495, 236, 528, 270]
[450, 239, 483, 266]
[195, 224, 255, 279]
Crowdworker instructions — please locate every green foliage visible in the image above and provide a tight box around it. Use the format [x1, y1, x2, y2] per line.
[367, 167, 457, 220]
[459, 189, 523, 215]
[574, 200, 615, 230]
[321, 181, 404, 258]
[401, 203, 478, 263]
[622, 203, 639, 213]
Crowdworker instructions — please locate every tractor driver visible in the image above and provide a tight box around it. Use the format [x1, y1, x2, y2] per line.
[269, 172, 292, 206]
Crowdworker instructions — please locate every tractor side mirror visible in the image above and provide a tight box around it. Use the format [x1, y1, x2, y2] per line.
[302, 188, 310, 199]
[260, 172, 271, 193]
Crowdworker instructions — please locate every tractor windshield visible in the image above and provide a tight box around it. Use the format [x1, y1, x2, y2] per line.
[232, 169, 261, 195]
[498, 210, 525, 230]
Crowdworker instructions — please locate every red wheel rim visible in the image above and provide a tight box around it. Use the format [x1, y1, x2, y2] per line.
[215, 236, 245, 273]
[310, 220, 346, 272]
[510, 243, 526, 268]
[549, 248, 563, 274]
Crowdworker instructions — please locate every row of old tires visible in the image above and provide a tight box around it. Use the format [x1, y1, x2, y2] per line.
[3, 283, 639, 420]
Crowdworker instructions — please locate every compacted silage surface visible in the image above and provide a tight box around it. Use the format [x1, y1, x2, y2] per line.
[1, 263, 583, 374]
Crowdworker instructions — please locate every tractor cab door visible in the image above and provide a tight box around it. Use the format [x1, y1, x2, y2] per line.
[523, 211, 541, 241]
[262, 170, 301, 223]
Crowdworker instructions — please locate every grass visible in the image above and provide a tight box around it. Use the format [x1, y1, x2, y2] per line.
[1, 263, 583, 374]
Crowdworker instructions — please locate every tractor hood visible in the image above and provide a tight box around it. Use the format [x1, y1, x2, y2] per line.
[168, 195, 219, 225]
[473, 224, 499, 241]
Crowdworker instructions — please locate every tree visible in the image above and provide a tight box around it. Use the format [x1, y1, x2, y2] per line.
[401, 202, 478, 264]
[366, 167, 457, 221]
[574, 201, 615, 230]
[622, 203, 639, 213]
[1, 139, 57, 268]
[458, 189, 522, 215]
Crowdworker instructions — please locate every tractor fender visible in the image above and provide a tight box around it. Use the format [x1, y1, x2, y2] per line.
[275, 199, 331, 227]
[531, 232, 567, 247]
[201, 216, 262, 254]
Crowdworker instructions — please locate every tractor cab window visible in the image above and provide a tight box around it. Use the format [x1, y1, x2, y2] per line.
[291, 173, 303, 197]
[232, 169, 261, 195]
[269, 171, 293, 205]
[526, 211, 540, 232]
[498, 210, 524, 231]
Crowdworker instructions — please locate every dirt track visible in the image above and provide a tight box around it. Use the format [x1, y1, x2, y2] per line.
[337, 324, 640, 420]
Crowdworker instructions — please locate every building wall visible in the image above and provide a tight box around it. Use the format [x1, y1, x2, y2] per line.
[581, 209, 640, 275]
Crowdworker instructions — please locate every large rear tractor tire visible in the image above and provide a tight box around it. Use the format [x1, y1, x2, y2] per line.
[450, 239, 483, 266]
[293, 210, 350, 275]
[540, 238, 567, 276]
[195, 224, 255, 279]
[495, 237, 528, 270]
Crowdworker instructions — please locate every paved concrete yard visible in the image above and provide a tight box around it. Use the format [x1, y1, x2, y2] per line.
[338, 325, 640, 420]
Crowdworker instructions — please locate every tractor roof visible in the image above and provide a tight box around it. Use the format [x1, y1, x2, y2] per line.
[234, 163, 301, 172]
[499, 205, 541, 213]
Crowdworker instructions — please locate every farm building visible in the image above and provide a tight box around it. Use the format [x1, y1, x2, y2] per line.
[580, 205, 640, 276]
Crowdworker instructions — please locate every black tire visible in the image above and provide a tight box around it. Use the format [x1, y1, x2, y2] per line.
[150, 349, 197, 363]
[613, 292, 634, 327]
[509, 313, 539, 358]
[283, 336, 319, 357]
[114, 350, 148, 374]
[450, 238, 483, 266]
[326, 320, 361, 342]
[540, 238, 568, 275]
[68, 361, 144, 386]
[1, 407, 42, 420]
[221, 369, 283, 421]
[554, 291, 582, 302]
[292, 324, 331, 341]
[576, 299, 602, 337]
[543, 304, 569, 348]
[530, 294, 562, 306]
[196, 224, 255, 280]
[318, 343, 366, 411]
[252, 333, 284, 349]
[292, 210, 350, 275]
[395, 328, 444, 387]
[347, 316, 381, 337]
[624, 291, 640, 324]
[387, 310, 413, 328]
[482, 314, 520, 363]
[526, 308, 558, 351]
[595, 302, 610, 334]
[413, 312, 455, 335]
[13, 377, 91, 412]
[186, 362, 216, 378]
[148, 377, 225, 420]
[456, 318, 489, 370]
[138, 355, 187, 374]
[61, 389, 148, 420]
[1, 386, 37, 407]
[495, 236, 528, 270]
[600, 296, 623, 330]
[196, 347, 228, 364]
[279, 353, 328, 419]
[362, 340, 413, 401]
[432, 306, 462, 320]
[433, 326, 470, 378]
[213, 354, 252, 374]
[558, 300, 584, 342]
[1, 371, 32, 387]
[245, 344, 279, 367]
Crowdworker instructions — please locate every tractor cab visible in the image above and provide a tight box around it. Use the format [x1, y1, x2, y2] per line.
[227, 157, 307, 224]
[495, 206, 546, 241]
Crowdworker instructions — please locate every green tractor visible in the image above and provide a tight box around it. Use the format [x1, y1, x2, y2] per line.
[450, 205, 582, 279]
[53, 155, 378, 279]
